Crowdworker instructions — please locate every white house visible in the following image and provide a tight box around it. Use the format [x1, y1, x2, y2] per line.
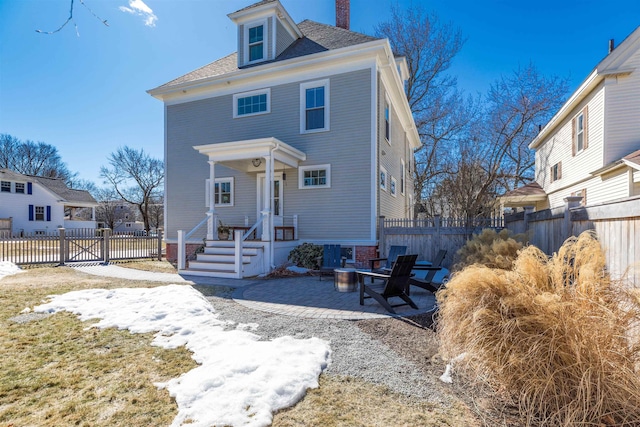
[501, 26, 640, 211]
[148, 0, 420, 277]
[0, 169, 98, 235]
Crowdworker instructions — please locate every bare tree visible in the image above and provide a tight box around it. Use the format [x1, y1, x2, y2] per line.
[375, 6, 478, 212]
[36, 0, 108, 36]
[147, 195, 164, 231]
[0, 134, 77, 183]
[100, 147, 163, 232]
[427, 64, 569, 219]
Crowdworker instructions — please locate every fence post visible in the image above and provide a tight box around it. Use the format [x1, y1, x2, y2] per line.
[157, 229, 163, 261]
[58, 228, 65, 266]
[378, 216, 386, 257]
[177, 230, 186, 271]
[434, 215, 442, 256]
[563, 196, 583, 240]
[103, 228, 111, 264]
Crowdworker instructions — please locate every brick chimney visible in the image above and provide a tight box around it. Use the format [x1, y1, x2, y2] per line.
[336, 0, 350, 30]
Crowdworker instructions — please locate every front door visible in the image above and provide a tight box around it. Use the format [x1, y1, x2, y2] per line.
[257, 173, 283, 236]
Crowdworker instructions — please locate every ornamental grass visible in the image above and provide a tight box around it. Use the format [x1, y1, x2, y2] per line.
[437, 231, 640, 426]
[453, 228, 527, 272]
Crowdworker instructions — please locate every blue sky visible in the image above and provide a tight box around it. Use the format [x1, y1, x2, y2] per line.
[1, 0, 639, 185]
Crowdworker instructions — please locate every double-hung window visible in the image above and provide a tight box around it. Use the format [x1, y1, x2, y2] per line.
[300, 80, 329, 133]
[1, 181, 10, 192]
[35, 206, 45, 221]
[384, 99, 391, 142]
[572, 107, 588, 156]
[551, 162, 562, 183]
[233, 89, 270, 118]
[380, 166, 388, 191]
[400, 159, 406, 195]
[299, 165, 331, 189]
[15, 183, 25, 194]
[248, 24, 264, 62]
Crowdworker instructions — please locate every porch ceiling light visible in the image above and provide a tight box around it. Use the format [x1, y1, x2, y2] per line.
[252, 158, 262, 167]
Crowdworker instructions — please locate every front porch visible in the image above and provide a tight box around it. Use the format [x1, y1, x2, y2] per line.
[177, 137, 307, 278]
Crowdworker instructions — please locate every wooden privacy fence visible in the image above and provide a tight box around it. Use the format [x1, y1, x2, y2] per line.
[0, 228, 163, 266]
[379, 216, 504, 268]
[504, 196, 640, 285]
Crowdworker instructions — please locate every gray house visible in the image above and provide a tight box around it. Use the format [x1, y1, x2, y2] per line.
[148, 0, 419, 277]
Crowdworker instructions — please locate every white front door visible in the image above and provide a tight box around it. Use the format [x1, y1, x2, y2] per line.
[257, 173, 284, 235]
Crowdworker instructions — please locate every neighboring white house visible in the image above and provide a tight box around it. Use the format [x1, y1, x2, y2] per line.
[502, 26, 640, 211]
[0, 169, 98, 235]
[148, 0, 420, 277]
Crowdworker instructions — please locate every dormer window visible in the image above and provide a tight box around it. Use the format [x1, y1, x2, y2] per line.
[248, 24, 264, 61]
[243, 19, 267, 64]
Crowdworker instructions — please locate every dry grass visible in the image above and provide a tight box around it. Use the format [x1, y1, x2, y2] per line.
[0, 267, 197, 426]
[453, 228, 526, 272]
[437, 231, 640, 426]
[113, 259, 178, 274]
[273, 375, 479, 427]
[1, 265, 482, 427]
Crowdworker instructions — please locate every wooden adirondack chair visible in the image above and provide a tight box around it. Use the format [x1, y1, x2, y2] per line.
[317, 244, 346, 280]
[409, 249, 448, 294]
[357, 254, 418, 314]
[368, 245, 407, 274]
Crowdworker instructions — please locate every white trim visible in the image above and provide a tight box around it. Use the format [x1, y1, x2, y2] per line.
[233, 88, 271, 118]
[205, 177, 235, 207]
[243, 18, 267, 65]
[390, 176, 397, 197]
[298, 164, 331, 189]
[300, 79, 330, 134]
[370, 66, 378, 242]
[380, 166, 388, 191]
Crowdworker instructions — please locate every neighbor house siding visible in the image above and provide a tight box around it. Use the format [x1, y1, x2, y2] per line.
[536, 83, 605, 209]
[603, 49, 640, 164]
[0, 181, 62, 234]
[165, 68, 373, 241]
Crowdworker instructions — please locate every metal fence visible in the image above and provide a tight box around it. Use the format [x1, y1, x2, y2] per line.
[0, 228, 163, 266]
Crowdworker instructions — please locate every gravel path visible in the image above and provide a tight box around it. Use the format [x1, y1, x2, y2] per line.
[194, 285, 453, 406]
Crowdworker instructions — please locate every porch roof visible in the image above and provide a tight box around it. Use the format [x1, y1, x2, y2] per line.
[194, 138, 306, 172]
[500, 182, 547, 207]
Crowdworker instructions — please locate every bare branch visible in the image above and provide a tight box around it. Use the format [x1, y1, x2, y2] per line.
[36, 0, 108, 36]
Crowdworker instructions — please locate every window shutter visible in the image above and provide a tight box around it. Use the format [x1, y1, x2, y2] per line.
[27, 182, 32, 194]
[558, 161, 562, 180]
[46, 206, 51, 222]
[550, 166, 554, 183]
[28, 205, 34, 221]
[582, 188, 587, 206]
[583, 106, 589, 150]
[571, 117, 576, 157]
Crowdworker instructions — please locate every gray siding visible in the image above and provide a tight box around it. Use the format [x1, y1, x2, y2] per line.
[275, 19, 295, 57]
[378, 77, 411, 220]
[165, 68, 373, 241]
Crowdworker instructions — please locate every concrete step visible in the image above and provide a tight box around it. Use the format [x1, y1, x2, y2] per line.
[188, 260, 247, 271]
[202, 246, 260, 256]
[178, 268, 238, 279]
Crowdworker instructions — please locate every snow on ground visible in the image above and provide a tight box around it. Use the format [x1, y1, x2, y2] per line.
[0, 261, 22, 280]
[34, 284, 331, 427]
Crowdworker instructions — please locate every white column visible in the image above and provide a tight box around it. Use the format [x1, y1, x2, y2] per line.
[207, 160, 217, 240]
[261, 155, 272, 241]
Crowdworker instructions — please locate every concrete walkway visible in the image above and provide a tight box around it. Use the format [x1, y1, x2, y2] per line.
[69, 263, 437, 320]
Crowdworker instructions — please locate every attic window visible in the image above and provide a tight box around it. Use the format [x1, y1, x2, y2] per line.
[248, 24, 264, 62]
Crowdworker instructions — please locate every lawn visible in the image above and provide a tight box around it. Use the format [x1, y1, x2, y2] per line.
[0, 263, 481, 426]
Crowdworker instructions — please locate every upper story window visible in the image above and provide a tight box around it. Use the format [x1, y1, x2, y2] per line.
[551, 161, 562, 183]
[15, 183, 25, 194]
[572, 106, 588, 156]
[384, 100, 391, 142]
[299, 165, 331, 189]
[300, 79, 330, 133]
[246, 21, 266, 63]
[248, 25, 263, 61]
[233, 89, 270, 118]
[1, 181, 10, 192]
[400, 159, 406, 195]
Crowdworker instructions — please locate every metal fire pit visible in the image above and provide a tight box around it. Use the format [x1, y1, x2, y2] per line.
[334, 268, 357, 292]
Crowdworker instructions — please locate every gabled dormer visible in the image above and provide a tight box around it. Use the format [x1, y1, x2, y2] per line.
[228, 0, 302, 68]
